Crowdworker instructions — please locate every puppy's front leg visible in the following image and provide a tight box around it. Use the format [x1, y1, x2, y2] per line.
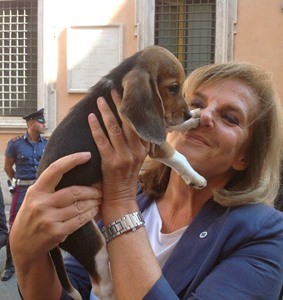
[167, 109, 201, 133]
[150, 142, 207, 188]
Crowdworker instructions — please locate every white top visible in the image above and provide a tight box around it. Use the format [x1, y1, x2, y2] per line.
[143, 201, 188, 268]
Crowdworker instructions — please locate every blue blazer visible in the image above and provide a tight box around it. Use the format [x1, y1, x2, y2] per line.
[63, 194, 283, 300]
[138, 194, 283, 300]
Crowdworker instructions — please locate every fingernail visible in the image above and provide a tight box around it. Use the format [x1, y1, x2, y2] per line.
[88, 113, 96, 122]
[97, 97, 105, 104]
[81, 152, 91, 158]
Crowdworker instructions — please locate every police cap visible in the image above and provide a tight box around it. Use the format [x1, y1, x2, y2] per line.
[23, 108, 45, 123]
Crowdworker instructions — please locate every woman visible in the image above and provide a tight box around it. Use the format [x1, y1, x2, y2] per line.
[10, 63, 283, 299]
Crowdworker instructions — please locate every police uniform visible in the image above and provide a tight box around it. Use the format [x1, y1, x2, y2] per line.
[1, 109, 48, 282]
[5, 108, 47, 227]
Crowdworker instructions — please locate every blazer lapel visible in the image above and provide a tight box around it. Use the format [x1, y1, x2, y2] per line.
[162, 200, 228, 295]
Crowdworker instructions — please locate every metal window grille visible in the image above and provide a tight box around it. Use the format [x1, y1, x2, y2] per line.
[155, 0, 216, 74]
[0, 0, 38, 117]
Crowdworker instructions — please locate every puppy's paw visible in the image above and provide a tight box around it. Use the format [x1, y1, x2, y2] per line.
[179, 108, 201, 131]
[182, 173, 207, 189]
[167, 118, 200, 132]
[181, 118, 200, 131]
[190, 177, 207, 189]
[190, 108, 201, 118]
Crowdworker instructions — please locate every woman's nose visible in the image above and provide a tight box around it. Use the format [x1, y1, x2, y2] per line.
[199, 107, 214, 128]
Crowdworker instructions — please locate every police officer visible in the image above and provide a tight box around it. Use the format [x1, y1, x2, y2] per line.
[1, 109, 47, 281]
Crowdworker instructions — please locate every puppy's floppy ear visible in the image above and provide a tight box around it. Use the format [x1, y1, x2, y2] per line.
[120, 68, 166, 145]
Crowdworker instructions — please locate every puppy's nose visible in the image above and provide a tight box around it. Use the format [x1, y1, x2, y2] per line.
[184, 110, 192, 121]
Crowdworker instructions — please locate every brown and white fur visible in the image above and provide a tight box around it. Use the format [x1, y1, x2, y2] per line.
[38, 46, 207, 300]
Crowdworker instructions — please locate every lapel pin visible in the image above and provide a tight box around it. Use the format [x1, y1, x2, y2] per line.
[199, 231, 208, 238]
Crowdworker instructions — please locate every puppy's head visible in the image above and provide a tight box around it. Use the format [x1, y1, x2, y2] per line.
[120, 46, 191, 145]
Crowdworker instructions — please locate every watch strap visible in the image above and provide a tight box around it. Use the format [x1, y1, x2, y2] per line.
[102, 211, 145, 243]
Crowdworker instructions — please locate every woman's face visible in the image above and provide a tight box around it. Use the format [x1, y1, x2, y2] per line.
[167, 78, 258, 182]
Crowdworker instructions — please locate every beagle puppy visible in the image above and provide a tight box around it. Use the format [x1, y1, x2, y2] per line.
[38, 45, 206, 300]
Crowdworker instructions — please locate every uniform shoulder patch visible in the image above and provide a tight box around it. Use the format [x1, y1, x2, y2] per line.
[11, 136, 21, 142]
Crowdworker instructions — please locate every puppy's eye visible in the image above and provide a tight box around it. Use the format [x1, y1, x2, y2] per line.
[169, 84, 180, 95]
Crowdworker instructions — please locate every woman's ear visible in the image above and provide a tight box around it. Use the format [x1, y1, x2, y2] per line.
[232, 152, 249, 171]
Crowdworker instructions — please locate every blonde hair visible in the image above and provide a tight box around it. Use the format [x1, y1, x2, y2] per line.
[139, 63, 283, 207]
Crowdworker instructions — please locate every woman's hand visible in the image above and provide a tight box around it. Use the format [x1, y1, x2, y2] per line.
[10, 152, 102, 299]
[88, 90, 149, 221]
[10, 152, 102, 266]
[88, 91, 161, 299]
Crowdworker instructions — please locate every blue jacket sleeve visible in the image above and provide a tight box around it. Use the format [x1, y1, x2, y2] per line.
[143, 276, 179, 300]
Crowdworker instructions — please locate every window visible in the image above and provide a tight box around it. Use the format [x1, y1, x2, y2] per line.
[0, 0, 38, 117]
[136, 0, 237, 74]
[155, 0, 216, 74]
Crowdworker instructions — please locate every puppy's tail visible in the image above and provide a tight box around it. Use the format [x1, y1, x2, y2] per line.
[50, 247, 82, 300]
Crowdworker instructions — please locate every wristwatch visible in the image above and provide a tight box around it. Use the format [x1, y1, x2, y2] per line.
[102, 211, 145, 243]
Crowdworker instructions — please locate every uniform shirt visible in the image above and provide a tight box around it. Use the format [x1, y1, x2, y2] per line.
[5, 132, 47, 180]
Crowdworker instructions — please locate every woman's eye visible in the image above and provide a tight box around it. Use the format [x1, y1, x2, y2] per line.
[222, 113, 240, 125]
[189, 99, 204, 109]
